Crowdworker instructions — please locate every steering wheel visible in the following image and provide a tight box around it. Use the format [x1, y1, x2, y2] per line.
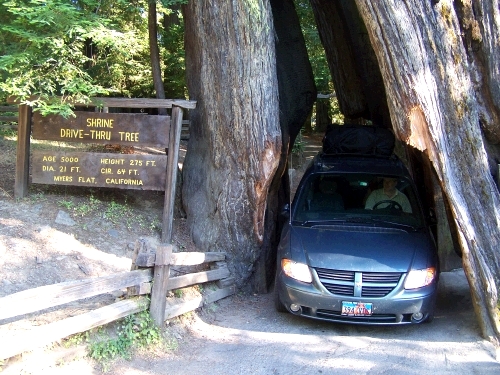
[372, 200, 403, 211]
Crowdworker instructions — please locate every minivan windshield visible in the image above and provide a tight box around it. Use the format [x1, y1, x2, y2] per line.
[292, 173, 425, 228]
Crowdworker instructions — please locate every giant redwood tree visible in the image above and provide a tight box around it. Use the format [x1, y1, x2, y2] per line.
[181, 0, 500, 343]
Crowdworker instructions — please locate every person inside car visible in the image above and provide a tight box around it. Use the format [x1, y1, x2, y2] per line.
[365, 177, 412, 213]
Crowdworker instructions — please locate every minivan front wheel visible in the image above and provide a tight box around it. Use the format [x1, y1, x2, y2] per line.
[424, 313, 434, 323]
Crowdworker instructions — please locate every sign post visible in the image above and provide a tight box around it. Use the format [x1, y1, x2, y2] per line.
[162, 106, 183, 243]
[14, 105, 32, 199]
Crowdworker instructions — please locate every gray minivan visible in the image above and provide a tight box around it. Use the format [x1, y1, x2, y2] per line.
[275, 127, 439, 325]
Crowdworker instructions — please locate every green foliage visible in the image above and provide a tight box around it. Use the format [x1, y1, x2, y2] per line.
[0, 0, 189, 115]
[56, 193, 160, 233]
[61, 194, 102, 217]
[63, 330, 90, 348]
[0, 0, 111, 114]
[77, 194, 101, 216]
[88, 310, 163, 371]
[149, 217, 162, 232]
[104, 199, 129, 223]
[292, 129, 305, 155]
[173, 288, 184, 298]
[0, 126, 17, 138]
[26, 191, 46, 203]
[58, 198, 75, 210]
[330, 96, 344, 124]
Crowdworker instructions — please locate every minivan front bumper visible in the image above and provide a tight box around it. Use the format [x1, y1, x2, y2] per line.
[276, 271, 438, 325]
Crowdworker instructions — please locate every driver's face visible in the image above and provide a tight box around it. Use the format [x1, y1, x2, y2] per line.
[383, 178, 398, 191]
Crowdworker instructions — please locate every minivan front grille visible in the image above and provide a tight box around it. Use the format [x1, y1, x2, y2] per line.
[324, 284, 354, 296]
[362, 272, 401, 283]
[316, 269, 354, 282]
[315, 268, 402, 298]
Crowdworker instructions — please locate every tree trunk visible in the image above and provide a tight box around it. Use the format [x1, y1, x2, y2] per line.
[355, 0, 500, 344]
[182, 1, 281, 288]
[315, 98, 330, 133]
[254, 0, 316, 292]
[454, 0, 500, 184]
[148, 1, 167, 115]
[310, 0, 390, 126]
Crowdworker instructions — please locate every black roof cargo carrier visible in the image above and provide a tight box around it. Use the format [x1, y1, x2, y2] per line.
[322, 124, 395, 156]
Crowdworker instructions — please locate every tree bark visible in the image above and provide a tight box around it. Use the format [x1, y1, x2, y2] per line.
[182, 0, 281, 288]
[254, 0, 316, 292]
[355, 0, 500, 344]
[454, 0, 500, 184]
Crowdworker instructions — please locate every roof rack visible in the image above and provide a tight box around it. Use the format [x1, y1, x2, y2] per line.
[322, 124, 395, 157]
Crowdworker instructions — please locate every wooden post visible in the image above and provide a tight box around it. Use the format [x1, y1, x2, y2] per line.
[161, 106, 183, 243]
[149, 244, 173, 326]
[14, 105, 32, 198]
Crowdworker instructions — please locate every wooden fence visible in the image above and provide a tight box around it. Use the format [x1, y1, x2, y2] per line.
[0, 105, 191, 139]
[0, 106, 18, 130]
[0, 247, 235, 361]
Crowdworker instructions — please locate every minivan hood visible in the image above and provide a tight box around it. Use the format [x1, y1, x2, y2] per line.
[290, 225, 433, 273]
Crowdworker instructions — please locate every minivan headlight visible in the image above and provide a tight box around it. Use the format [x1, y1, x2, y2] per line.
[281, 259, 312, 283]
[404, 267, 436, 289]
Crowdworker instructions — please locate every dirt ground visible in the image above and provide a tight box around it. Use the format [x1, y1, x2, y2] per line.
[0, 131, 199, 371]
[1, 132, 500, 374]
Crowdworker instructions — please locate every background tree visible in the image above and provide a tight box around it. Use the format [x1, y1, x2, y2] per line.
[294, 0, 341, 132]
[309, 0, 390, 127]
[161, 4, 186, 99]
[149, 0, 166, 111]
[0, 0, 111, 114]
[148, 0, 187, 115]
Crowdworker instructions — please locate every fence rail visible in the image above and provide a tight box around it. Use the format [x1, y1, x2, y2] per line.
[0, 249, 234, 361]
[0, 105, 18, 123]
[0, 269, 153, 321]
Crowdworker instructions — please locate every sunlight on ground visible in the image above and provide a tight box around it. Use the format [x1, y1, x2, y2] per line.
[0, 227, 131, 270]
[181, 313, 496, 372]
[35, 226, 131, 268]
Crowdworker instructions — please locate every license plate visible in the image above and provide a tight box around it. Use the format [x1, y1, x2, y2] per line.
[341, 301, 373, 316]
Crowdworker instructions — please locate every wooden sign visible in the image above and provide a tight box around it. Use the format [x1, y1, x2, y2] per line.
[32, 112, 170, 148]
[32, 151, 168, 191]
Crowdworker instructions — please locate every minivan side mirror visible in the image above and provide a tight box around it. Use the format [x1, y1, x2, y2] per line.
[280, 203, 290, 219]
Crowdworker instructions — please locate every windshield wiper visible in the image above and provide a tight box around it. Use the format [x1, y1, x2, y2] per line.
[368, 218, 419, 230]
[297, 218, 346, 226]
